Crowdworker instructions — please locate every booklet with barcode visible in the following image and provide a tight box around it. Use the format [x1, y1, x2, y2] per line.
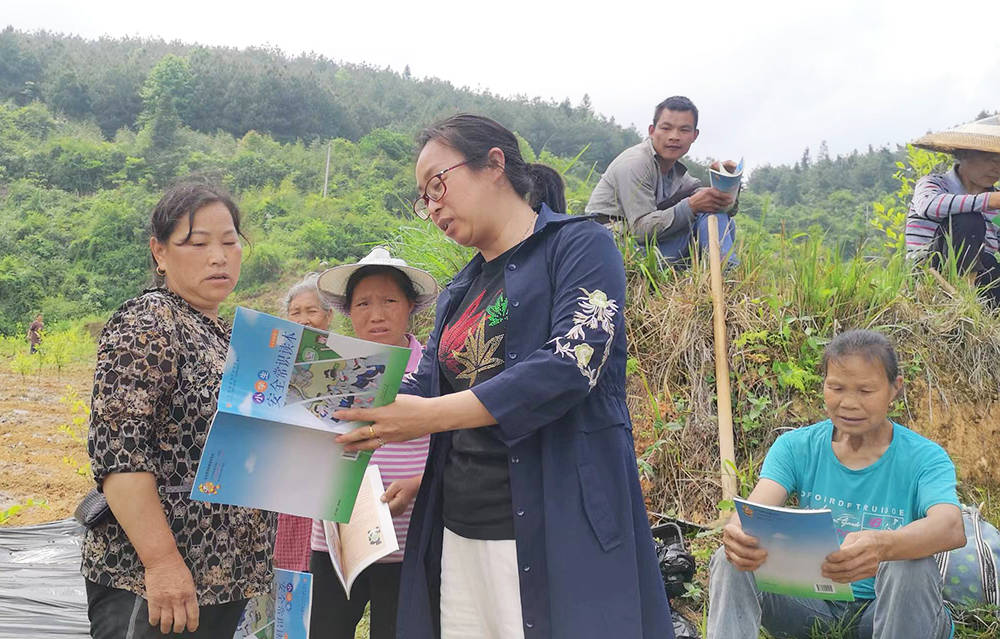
[190, 307, 411, 521]
[321, 464, 399, 598]
[734, 497, 855, 601]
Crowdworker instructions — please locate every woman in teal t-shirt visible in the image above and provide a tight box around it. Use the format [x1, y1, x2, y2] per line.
[707, 329, 966, 639]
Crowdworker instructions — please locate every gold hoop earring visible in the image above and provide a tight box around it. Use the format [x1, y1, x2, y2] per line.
[156, 265, 166, 277]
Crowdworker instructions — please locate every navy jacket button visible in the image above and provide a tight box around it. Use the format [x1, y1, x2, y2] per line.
[522, 565, 531, 572]
[507, 263, 517, 271]
[511, 456, 520, 464]
[517, 509, 525, 517]
[511, 300, 520, 307]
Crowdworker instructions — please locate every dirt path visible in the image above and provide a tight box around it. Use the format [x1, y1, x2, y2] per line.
[0, 364, 94, 526]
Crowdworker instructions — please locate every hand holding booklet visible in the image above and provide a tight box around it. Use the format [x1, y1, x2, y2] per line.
[321, 464, 399, 598]
[734, 497, 854, 601]
[708, 158, 743, 213]
[190, 307, 411, 521]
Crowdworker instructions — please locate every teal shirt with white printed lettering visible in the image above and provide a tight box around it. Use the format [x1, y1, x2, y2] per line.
[760, 419, 959, 599]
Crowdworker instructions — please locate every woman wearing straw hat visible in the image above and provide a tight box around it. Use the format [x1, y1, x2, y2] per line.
[905, 115, 1000, 303]
[309, 247, 438, 639]
[333, 114, 673, 639]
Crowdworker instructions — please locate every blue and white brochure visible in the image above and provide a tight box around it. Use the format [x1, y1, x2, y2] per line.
[708, 157, 744, 195]
[274, 569, 312, 639]
[734, 497, 855, 601]
[190, 307, 411, 522]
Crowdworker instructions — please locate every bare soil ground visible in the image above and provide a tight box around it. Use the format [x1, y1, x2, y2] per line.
[906, 381, 1000, 491]
[0, 364, 94, 526]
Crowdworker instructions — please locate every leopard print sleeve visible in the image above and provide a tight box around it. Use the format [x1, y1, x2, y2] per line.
[88, 293, 179, 484]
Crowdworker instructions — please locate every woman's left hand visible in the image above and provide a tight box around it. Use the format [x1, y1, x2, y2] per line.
[335, 394, 435, 451]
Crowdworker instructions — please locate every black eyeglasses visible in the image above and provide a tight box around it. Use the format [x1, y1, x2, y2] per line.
[412, 161, 470, 219]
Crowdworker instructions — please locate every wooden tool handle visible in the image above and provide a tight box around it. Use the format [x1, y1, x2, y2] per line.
[707, 217, 738, 503]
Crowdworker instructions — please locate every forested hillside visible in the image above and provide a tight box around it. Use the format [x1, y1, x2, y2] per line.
[1, 28, 990, 336]
[742, 109, 996, 250]
[740, 143, 904, 250]
[0, 99, 600, 334]
[0, 28, 637, 169]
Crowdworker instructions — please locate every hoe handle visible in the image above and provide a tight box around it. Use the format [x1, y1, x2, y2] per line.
[707, 218, 738, 504]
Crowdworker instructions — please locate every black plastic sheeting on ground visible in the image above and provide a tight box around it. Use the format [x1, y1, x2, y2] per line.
[0, 519, 89, 638]
[0, 519, 270, 638]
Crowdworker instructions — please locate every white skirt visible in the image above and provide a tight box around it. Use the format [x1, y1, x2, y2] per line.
[440, 527, 526, 639]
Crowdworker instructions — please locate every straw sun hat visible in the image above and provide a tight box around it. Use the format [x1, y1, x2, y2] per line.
[317, 246, 439, 315]
[913, 114, 1000, 155]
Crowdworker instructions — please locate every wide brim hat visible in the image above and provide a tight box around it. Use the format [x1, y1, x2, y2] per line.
[317, 246, 439, 316]
[913, 114, 1000, 155]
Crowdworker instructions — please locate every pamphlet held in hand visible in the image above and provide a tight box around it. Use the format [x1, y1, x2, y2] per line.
[190, 307, 411, 521]
[709, 158, 744, 213]
[322, 464, 400, 598]
[734, 497, 854, 601]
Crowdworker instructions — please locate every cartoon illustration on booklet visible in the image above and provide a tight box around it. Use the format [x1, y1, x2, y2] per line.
[234, 569, 312, 639]
[321, 464, 399, 598]
[190, 307, 411, 522]
[286, 356, 387, 423]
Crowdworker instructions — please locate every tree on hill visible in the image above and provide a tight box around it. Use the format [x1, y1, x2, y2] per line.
[0, 29, 639, 169]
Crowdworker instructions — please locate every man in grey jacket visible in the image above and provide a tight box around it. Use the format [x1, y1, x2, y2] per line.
[586, 96, 738, 265]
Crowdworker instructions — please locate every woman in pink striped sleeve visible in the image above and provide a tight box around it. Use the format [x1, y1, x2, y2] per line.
[311, 247, 438, 639]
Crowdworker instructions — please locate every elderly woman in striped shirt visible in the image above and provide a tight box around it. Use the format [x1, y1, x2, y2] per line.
[308, 247, 438, 639]
[905, 115, 1000, 304]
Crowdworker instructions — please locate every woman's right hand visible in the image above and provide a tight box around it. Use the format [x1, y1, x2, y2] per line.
[722, 520, 768, 572]
[144, 553, 200, 634]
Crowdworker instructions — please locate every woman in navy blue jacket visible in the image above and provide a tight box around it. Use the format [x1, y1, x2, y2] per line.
[336, 114, 672, 639]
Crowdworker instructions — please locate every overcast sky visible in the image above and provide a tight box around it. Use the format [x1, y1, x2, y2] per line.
[6, 0, 999, 168]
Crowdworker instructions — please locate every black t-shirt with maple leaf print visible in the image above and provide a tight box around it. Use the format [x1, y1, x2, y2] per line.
[439, 245, 516, 540]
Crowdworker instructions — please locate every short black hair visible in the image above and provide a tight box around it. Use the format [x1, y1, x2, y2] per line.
[149, 179, 247, 280]
[821, 330, 899, 382]
[653, 96, 699, 129]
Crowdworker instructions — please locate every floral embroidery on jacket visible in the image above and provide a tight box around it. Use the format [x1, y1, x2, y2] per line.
[549, 288, 619, 389]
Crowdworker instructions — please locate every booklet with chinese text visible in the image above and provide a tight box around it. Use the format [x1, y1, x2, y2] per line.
[190, 307, 411, 521]
[233, 569, 312, 639]
[274, 569, 312, 639]
[734, 497, 854, 601]
[321, 464, 399, 598]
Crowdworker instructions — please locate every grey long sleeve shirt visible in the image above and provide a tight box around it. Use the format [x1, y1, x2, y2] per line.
[585, 138, 700, 241]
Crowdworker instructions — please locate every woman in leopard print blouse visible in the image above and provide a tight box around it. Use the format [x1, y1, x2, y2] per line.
[82, 181, 276, 638]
